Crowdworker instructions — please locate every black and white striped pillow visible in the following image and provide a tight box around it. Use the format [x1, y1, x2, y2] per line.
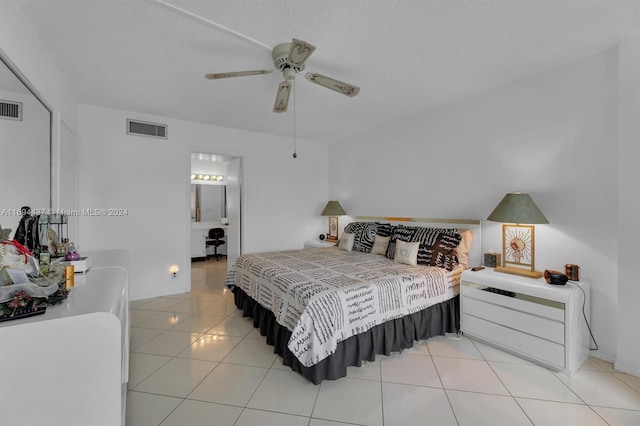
[386, 226, 461, 270]
[343, 222, 379, 253]
[342, 222, 393, 253]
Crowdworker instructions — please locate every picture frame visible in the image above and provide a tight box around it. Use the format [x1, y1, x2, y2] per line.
[502, 224, 535, 269]
[328, 216, 339, 241]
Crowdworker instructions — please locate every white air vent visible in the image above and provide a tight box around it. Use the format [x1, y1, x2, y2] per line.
[0, 99, 23, 121]
[126, 119, 167, 139]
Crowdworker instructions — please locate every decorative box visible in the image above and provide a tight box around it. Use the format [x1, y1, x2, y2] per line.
[484, 252, 501, 268]
[63, 256, 92, 274]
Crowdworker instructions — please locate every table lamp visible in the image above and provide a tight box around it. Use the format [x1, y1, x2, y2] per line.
[487, 192, 548, 279]
[321, 201, 346, 242]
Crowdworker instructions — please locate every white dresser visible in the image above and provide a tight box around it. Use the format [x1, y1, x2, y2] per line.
[460, 268, 591, 374]
[0, 250, 129, 426]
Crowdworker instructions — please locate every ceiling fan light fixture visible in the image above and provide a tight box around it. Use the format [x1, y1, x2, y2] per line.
[283, 67, 296, 81]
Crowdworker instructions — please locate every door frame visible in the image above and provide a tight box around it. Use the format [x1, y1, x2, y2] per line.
[185, 147, 245, 292]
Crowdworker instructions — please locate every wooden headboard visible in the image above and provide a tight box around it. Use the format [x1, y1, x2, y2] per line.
[354, 216, 482, 268]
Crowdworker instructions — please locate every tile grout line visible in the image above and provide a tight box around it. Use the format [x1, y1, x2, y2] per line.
[430, 347, 461, 426]
[466, 336, 536, 425]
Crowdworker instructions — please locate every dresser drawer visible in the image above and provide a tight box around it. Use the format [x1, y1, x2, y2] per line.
[463, 313, 565, 368]
[463, 296, 565, 344]
[460, 270, 590, 374]
[462, 281, 565, 322]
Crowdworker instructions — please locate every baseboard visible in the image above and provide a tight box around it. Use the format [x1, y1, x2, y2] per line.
[130, 287, 189, 302]
[591, 350, 616, 364]
[614, 361, 640, 378]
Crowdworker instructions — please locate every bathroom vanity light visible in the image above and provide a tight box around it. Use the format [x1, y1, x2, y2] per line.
[190, 174, 224, 182]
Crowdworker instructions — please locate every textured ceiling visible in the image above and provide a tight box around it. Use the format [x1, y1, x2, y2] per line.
[14, 0, 640, 143]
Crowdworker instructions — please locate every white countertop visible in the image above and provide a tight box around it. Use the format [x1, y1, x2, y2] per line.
[0, 249, 129, 328]
[461, 267, 587, 303]
[191, 221, 228, 230]
[0, 266, 127, 327]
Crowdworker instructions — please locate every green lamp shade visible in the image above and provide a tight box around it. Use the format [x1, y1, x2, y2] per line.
[321, 201, 346, 216]
[487, 192, 548, 224]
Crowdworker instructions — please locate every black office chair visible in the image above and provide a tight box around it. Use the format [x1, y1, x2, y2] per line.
[206, 228, 226, 261]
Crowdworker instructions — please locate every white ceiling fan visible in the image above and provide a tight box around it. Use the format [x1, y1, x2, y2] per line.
[204, 38, 360, 113]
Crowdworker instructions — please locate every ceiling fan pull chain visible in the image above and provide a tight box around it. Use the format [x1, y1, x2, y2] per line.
[293, 79, 298, 159]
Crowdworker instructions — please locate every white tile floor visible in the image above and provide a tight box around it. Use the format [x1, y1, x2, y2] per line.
[126, 260, 640, 425]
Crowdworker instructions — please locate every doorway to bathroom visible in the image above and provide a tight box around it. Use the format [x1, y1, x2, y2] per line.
[188, 151, 243, 279]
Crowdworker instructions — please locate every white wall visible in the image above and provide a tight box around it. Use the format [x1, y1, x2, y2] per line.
[616, 36, 640, 376]
[77, 105, 328, 300]
[329, 49, 619, 362]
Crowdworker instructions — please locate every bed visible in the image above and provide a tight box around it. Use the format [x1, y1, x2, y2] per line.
[225, 217, 481, 384]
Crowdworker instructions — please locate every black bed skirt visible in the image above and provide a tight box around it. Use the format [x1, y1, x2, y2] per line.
[232, 287, 460, 385]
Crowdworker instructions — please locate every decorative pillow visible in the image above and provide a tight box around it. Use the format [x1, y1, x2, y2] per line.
[416, 231, 461, 269]
[371, 235, 390, 255]
[417, 232, 462, 271]
[394, 240, 419, 266]
[338, 232, 355, 252]
[385, 224, 408, 259]
[343, 222, 379, 253]
[375, 222, 393, 237]
[454, 229, 473, 268]
[386, 226, 462, 265]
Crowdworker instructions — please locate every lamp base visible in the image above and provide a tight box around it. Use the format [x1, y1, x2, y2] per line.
[495, 266, 543, 279]
[325, 236, 339, 242]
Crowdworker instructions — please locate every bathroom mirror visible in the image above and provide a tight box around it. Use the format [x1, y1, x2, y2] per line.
[190, 153, 230, 223]
[191, 184, 226, 222]
[0, 52, 52, 236]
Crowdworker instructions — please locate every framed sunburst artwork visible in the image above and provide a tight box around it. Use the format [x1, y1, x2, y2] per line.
[502, 224, 535, 269]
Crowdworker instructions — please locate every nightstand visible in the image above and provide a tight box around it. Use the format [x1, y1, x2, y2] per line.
[304, 239, 337, 249]
[460, 268, 591, 375]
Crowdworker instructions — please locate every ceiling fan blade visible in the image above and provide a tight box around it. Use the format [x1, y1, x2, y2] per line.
[205, 70, 273, 80]
[305, 73, 360, 97]
[273, 81, 292, 113]
[286, 39, 316, 69]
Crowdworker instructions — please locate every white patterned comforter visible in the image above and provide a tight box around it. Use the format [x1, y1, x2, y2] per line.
[227, 247, 461, 367]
